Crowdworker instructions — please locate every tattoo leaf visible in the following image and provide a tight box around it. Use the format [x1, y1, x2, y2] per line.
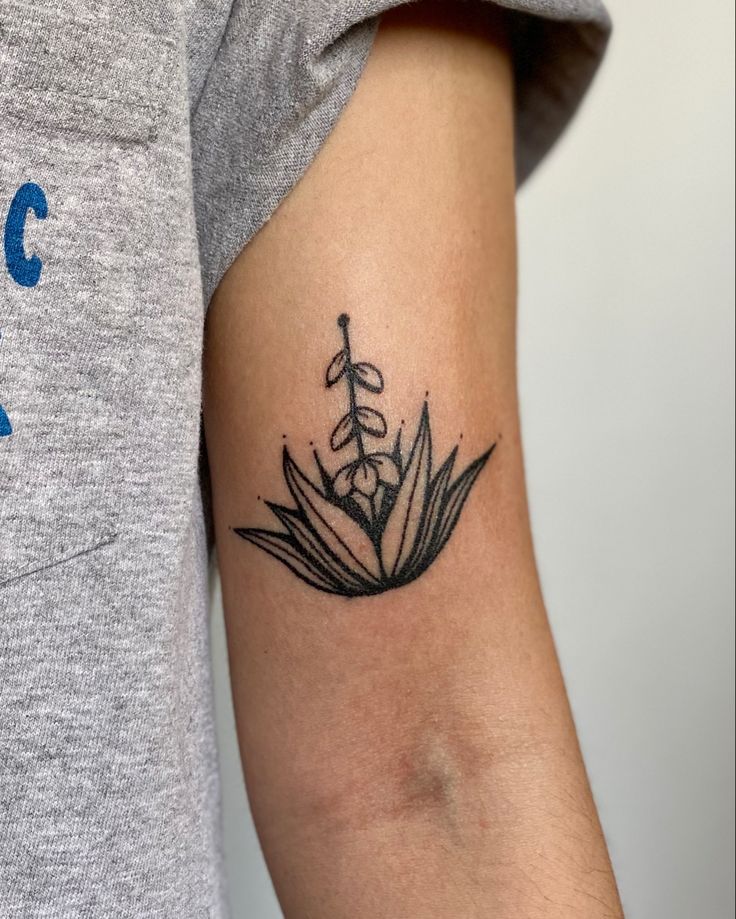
[233, 529, 343, 594]
[355, 406, 387, 439]
[282, 449, 382, 582]
[405, 446, 457, 571]
[433, 448, 495, 554]
[265, 504, 369, 593]
[330, 412, 356, 451]
[326, 350, 347, 386]
[353, 362, 384, 394]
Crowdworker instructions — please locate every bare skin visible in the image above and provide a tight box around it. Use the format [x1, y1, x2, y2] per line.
[204, 4, 624, 917]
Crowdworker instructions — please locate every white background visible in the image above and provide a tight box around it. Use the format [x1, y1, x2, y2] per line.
[209, 0, 736, 915]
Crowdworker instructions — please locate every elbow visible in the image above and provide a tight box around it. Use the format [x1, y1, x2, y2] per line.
[292, 705, 497, 842]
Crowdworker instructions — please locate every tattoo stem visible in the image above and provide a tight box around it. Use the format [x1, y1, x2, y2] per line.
[338, 313, 365, 461]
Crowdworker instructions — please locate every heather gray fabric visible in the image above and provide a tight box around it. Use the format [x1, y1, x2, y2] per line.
[0, 0, 610, 915]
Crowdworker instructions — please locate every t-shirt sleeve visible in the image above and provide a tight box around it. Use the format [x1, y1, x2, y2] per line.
[191, 0, 611, 305]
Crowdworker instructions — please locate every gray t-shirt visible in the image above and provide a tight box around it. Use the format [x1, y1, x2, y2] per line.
[0, 1, 610, 915]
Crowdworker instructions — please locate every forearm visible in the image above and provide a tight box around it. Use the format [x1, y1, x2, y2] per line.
[205, 5, 622, 916]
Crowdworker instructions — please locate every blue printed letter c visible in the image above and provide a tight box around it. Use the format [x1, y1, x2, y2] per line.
[4, 182, 48, 288]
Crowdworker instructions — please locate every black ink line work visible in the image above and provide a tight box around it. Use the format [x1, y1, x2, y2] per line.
[235, 315, 496, 597]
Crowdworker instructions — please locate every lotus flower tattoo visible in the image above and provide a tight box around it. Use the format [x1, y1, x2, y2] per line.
[235, 315, 496, 596]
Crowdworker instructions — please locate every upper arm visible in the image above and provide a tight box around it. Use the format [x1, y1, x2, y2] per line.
[203, 5, 621, 917]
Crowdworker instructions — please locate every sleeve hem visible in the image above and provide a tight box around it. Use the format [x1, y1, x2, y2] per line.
[192, 0, 611, 307]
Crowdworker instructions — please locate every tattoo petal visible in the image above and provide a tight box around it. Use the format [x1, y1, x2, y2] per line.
[405, 447, 457, 573]
[282, 449, 382, 581]
[432, 447, 496, 556]
[266, 504, 371, 592]
[234, 529, 346, 595]
[381, 403, 432, 577]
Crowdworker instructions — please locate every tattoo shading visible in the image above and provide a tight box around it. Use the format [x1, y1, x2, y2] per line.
[235, 315, 495, 596]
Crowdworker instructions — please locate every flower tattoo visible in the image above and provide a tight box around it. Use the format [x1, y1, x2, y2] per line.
[235, 314, 496, 596]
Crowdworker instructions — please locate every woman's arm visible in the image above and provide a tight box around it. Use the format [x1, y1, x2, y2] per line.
[204, 4, 623, 916]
